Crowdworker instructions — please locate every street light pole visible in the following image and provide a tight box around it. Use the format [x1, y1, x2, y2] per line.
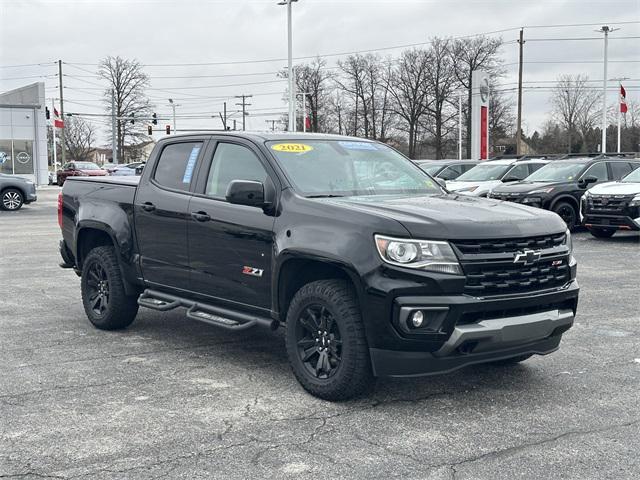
[597, 25, 619, 154]
[278, 0, 298, 132]
[168, 98, 177, 133]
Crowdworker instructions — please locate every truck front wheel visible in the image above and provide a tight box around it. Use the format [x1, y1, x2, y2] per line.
[285, 279, 374, 401]
[81, 245, 138, 330]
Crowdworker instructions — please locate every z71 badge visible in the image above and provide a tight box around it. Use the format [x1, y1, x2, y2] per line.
[242, 266, 264, 277]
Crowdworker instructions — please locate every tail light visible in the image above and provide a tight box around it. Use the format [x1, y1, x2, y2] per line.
[57, 192, 63, 229]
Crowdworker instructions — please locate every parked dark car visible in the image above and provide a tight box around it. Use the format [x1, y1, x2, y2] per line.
[0, 173, 37, 211]
[414, 159, 480, 180]
[488, 156, 640, 229]
[58, 132, 579, 400]
[56, 161, 107, 186]
[581, 166, 640, 237]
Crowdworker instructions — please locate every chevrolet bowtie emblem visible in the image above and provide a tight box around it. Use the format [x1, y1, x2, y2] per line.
[513, 249, 541, 265]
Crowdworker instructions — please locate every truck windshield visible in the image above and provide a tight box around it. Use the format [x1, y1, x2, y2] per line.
[455, 163, 511, 182]
[267, 140, 441, 197]
[621, 167, 640, 183]
[525, 162, 585, 182]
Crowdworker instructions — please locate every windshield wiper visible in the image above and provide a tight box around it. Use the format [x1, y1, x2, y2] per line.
[306, 194, 345, 198]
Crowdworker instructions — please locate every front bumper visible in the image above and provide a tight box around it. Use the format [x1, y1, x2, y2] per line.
[583, 213, 640, 231]
[369, 281, 579, 377]
[25, 183, 37, 203]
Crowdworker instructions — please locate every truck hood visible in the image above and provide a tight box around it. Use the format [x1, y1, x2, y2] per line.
[587, 181, 640, 195]
[491, 181, 566, 194]
[446, 180, 501, 196]
[322, 194, 566, 239]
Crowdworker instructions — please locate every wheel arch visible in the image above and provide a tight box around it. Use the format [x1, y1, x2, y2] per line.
[550, 194, 579, 213]
[275, 254, 365, 324]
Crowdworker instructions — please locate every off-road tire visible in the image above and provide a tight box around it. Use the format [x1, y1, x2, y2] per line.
[81, 245, 138, 330]
[285, 279, 374, 401]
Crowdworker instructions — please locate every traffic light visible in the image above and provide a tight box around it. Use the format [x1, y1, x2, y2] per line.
[45, 107, 50, 120]
[130, 113, 135, 124]
[165, 125, 171, 134]
[152, 113, 158, 125]
[147, 125, 153, 135]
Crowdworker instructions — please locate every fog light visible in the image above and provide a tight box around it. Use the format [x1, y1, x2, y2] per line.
[411, 311, 424, 328]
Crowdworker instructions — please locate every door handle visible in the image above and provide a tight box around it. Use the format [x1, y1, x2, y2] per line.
[191, 211, 211, 222]
[141, 202, 156, 212]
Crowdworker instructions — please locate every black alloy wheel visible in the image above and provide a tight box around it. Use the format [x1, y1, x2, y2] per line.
[553, 202, 577, 230]
[85, 260, 110, 316]
[295, 304, 343, 379]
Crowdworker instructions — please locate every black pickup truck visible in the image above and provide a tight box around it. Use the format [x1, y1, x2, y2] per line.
[59, 132, 579, 400]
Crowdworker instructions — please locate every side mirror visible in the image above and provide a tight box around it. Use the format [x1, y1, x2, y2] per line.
[225, 180, 266, 207]
[434, 177, 447, 189]
[579, 175, 598, 188]
[502, 176, 519, 182]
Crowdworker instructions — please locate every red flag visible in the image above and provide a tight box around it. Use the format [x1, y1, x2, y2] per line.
[53, 105, 64, 128]
[620, 85, 628, 113]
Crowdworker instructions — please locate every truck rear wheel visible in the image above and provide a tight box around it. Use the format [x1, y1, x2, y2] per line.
[285, 279, 374, 401]
[81, 245, 138, 330]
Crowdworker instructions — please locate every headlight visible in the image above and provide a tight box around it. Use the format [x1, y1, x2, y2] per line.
[629, 194, 640, 207]
[528, 187, 554, 194]
[563, 229, 573, 254]
[375, 235, 463, 275]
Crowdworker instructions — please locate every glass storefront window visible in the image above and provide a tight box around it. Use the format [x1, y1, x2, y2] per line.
[13, 140, 34, 174]
[0, 140, 12, 175]
[0, 139, 35, 175]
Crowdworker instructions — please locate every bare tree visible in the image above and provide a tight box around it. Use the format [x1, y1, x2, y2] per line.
[64, 116, 96, 161]
[450, 36, 504, 158]
[387, 49, 431, 158]
[551, 74, 600, 153]
[422, 39, 458, 159]
[98, 56, 152, 163]
[489, 89, 515, 154]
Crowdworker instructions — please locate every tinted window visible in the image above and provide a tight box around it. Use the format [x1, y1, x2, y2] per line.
[439, 165, 464, 180]
[582, 162, 608, 182]
[528, 163, 545, 175]
[154, 142, 202, 191]
[206, 143, 267, 197]
[609, 161, 632, 180]
[505, 164, 529, 180]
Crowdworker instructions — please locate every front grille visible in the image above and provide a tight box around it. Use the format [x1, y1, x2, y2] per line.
[452, 233, 565, 256]
[490, 192, 523, 202]
[457, 299, 576, 325]
[462, 256, 571, 296]
[586, 194, 634, 214]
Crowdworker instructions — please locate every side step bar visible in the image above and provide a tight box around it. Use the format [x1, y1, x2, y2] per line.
[138, 289, 278, 331]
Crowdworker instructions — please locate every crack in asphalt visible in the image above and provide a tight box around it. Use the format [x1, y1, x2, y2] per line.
[440, 418, 640, 479]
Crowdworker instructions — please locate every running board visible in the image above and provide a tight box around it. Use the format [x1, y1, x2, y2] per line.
[138, 289, 278, 331]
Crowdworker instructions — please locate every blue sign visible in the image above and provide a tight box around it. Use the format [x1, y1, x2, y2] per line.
[182, 145, 201, 184]
[338, 141, 378, 151]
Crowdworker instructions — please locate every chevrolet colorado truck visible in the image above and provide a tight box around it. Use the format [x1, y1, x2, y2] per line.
[58, 132, 579, 400]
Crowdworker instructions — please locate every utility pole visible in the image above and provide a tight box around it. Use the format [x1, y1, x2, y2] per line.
[516, 28, 525, 156]
[235, 94, 252, 131]
[58, 60, 65, 163]
[51, 99, 58, 172]
[598, 25, 618, 154]
[458, 92, 462, 160]
[111, 89, 117, 164]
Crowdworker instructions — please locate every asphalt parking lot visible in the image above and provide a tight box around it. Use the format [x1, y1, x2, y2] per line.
[1, 187, 639, 480]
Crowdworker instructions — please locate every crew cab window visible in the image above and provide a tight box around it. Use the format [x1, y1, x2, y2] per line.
[582, 162, 609, 182]
[206, 143, 267, 198]
[504, 164, 528, 180]
[154, 142, 203, 191]
[609, 162, 632, 180]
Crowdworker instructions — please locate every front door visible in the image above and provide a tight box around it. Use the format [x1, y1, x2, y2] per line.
[134, 139, 206, 289]
[187, 140, 276, 311]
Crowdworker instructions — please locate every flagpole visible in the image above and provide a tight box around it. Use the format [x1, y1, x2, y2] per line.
[617, 88, 621, 153]
[52, 99, 58, 174]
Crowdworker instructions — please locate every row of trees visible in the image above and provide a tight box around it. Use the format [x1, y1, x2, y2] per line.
[55, 39, 638, 163]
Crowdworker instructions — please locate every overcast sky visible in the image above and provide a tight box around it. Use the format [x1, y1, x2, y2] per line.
[1, 0, 638, 145]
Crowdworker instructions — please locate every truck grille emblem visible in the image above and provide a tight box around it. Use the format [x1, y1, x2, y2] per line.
[513, 249, 541, 265]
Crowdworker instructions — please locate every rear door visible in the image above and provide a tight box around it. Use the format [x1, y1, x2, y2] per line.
[134, 138, 208, 289]
[187, 138, 276, 311]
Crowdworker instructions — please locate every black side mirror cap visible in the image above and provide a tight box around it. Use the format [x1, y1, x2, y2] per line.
[225, 180, 267, 207]
[502, 177, 519, 182]
[579, 175, 598, 187]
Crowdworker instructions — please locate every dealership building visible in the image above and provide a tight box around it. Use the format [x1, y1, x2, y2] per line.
[0, 82, 49, 185]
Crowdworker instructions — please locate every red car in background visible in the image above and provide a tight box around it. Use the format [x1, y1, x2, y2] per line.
[56, 162, 108, 186]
